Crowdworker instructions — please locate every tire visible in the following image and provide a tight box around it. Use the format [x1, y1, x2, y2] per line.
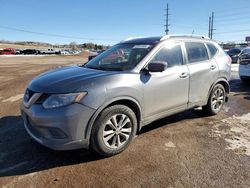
[90, 105, 137, 156]
[203, 84, 226, 116]
[240, 77, 249, 84]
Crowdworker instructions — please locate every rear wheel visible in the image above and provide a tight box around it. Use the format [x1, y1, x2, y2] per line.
[90, 105, 137, 156]
[203, 84, 226, 115]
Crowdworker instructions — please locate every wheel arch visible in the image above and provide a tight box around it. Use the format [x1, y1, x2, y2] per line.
[207, 78, 230, 103]
[84, 97, 143, 142]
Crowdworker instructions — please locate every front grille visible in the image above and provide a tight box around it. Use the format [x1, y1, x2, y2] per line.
[24, 88, 49, 105]
[27, 89, 36, 101]
[35, 94, 50, 104]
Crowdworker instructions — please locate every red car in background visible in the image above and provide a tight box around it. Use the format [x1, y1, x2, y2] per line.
[0, 48, 16, 55]
[103, 49, 124, 63]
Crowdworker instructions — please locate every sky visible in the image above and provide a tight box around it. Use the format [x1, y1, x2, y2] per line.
[0, 0, 250, 45]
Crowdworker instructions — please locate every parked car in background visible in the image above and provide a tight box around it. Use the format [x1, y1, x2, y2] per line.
[60, 50, 70, 55]
[0, 48, 16, 55]
[40, 49, 57, 55]
[227, 47, 250, 64]
[15, 49, 21, 54]
[21, 35, 231, 156]
[239, 53, 250, 83]
[21, 49, 41, 55]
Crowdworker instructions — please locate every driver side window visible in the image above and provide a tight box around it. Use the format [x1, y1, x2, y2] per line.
[149, 44, 183, 68]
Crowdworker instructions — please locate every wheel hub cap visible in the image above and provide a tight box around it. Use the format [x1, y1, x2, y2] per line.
[103, 114, 132, 149]
[211, 88, 224, 111]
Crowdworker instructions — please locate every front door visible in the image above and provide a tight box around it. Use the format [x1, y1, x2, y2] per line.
[142, 42, 189, 118]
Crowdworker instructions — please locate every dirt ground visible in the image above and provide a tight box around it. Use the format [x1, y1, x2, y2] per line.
[0, 55, 250, 188]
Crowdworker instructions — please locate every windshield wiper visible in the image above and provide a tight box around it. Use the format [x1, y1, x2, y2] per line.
[84, 65, 102, 70]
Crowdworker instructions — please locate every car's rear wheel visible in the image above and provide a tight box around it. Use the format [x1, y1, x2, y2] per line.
[90, 105, 137, 156]
[203, 84, 226, 115]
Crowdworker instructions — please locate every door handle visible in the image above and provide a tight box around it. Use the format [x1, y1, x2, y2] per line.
[210, 65, 216, 70]
[179, 72, 189, 78]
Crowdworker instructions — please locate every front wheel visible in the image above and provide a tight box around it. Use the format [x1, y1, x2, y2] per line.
[203, 84, 226, 115]
[90, 105, 137, 156]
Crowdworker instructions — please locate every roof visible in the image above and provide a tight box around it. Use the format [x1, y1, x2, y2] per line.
[121, 35, 210, 44]
[121, 36, 162, 44]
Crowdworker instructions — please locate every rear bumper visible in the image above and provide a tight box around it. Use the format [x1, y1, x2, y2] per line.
[21, 103, 96, 150]
[231, 56, 239, 63]
[239, 65, 250, 78]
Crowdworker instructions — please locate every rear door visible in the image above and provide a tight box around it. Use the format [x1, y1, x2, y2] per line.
[185, 42, 219, 104]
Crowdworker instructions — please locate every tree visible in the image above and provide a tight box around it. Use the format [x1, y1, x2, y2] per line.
[69, 42, 78, 50]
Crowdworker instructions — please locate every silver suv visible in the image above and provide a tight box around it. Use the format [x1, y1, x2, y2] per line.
[21, 35, 231, 156]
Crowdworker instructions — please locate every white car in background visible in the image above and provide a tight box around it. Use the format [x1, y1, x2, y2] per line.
[239, 53, 250, 83]
[60, 50, 70, 55]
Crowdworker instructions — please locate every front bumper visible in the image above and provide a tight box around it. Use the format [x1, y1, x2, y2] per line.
[21, 102, 96, 150]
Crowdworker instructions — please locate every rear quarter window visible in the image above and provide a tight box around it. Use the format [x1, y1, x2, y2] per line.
[185, 42, 209, 63]
[206, 43, 218, 57]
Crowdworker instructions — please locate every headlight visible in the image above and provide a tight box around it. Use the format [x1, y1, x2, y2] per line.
[42, 92, 87, 109]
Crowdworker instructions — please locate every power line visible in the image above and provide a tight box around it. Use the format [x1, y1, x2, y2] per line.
[215, 6, 250, 15]
[215, 21, 250, 28]
[215, 29, 250, 35]
[216, 14, 250, 21]
[174, 24, 207, 30]
[216, 10, 250, 19]
[215, 17, 250, 24]
[0, 25, 120, 42]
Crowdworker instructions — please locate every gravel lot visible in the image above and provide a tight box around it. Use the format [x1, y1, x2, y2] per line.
[0, 56, 250, 188]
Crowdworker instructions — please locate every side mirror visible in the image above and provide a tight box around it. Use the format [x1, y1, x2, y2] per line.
[147, 61, 168, 72]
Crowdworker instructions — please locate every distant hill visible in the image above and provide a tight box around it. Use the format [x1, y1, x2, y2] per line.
[0, 40, 109, 50]
[0, 40, 53, 49]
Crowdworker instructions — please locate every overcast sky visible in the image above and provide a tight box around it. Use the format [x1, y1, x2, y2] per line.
[0, 0, 249, 45]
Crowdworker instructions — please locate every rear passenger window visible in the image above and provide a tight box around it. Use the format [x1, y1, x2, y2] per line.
[207, 43, 218, 57]
[185, 42, 209, 63]
[149, 44, 183, 68]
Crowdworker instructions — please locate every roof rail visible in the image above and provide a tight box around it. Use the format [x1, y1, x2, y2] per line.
[121, 36, 148, 42]
[160, 34, 210, 41]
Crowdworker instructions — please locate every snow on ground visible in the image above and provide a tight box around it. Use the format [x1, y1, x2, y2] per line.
[210, 113, 250, 156]
[231, 64, 239, 72]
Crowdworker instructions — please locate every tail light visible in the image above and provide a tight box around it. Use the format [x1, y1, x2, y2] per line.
[227, 55, 232, 65]
[240, 60, 250, 65]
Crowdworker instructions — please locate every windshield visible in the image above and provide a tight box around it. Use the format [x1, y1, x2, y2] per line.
[85, 43, 154, 71]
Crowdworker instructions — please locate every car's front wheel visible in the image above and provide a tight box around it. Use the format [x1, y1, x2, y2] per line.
[90, 105, 137, 156]
[203, 84, 226, 115]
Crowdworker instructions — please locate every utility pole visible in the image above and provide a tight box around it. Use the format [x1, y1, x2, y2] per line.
[211, 12, 214, 39]
[208, 16, 211, 38]
[165, 3, 170, 35]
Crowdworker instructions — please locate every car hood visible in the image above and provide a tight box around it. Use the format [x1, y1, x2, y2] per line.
[28, 65, 115, 93]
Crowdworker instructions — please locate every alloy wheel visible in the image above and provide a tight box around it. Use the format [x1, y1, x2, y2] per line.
[211, 88, 225, 112]
[102, 114, 132, 149]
